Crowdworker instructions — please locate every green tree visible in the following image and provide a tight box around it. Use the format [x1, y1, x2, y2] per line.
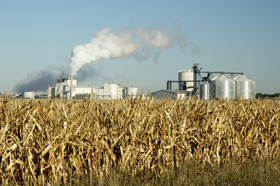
[255, 93, 263, 99]
[274, 93, 280, 97]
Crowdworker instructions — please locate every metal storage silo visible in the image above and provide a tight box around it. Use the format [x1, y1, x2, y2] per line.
[200, 81, 210, 100]
[211, 74, 235, 99]
[233, 74, 255, 99]
[178, 69, 193, 91]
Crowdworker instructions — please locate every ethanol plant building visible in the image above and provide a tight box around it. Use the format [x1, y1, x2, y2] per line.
[48, 77, 138, 99]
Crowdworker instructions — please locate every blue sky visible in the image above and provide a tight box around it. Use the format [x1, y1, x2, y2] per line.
[0, 0, 280, 94]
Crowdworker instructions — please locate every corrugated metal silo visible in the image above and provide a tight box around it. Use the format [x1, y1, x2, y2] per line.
[200, 81, 210, 100]
[233, 74, 255, 99]
[211, 74, 235, 99]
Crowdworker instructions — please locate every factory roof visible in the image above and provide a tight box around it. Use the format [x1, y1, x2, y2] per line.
[151, 89, 190, 94]
[150, 89, 192, 99]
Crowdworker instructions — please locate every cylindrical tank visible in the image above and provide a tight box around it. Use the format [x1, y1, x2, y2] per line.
[200, 81, 210, 100]
[22, 91, 35, 99]
[233, 74, 255, 99]
[211, 75, 235, 99]
[178, 69, 193, 91]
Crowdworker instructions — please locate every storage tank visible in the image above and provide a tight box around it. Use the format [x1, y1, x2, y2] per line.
[233, 74, 255, 99]
[178, 69, 193, 91]
[200, 81, 210, 100]
[211, 74, 235, 99]
[22, 91, 35, 99]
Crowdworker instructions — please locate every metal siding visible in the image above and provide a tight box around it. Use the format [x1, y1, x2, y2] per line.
[212, 75, 235, 99]
[234, 75, 255, 99]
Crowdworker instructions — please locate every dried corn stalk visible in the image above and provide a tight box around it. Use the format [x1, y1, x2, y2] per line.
[0, 97, 279, 185]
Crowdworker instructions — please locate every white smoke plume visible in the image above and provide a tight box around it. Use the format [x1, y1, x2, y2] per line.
[70, 25, 187, 76]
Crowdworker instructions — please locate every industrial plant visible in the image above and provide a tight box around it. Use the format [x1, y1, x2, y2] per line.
[19, 64, 255, 100]
[47, 77, 138, 99]
[157, 63, 255, 100]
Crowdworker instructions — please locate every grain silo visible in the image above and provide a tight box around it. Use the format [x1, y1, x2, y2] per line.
[200, 81, 210, 100]
[233, 74, 255, 99]
[167, 64, 255, 100]
[211, 74, 235, 99]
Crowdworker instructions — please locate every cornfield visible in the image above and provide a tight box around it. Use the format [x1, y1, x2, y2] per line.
[0, 95, 280, 185]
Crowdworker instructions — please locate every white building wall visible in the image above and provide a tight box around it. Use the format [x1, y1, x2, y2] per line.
[67, 79, 77, 86]
[74, 87, 95, 94]
[104, 83, 112, 98]
[127, 87, 138, 99]
[22, 91, 35, 99]
[118, 88, 124, 99]
[48, 87, 54, 98]
[103, 83, 123, 99]
[48, 80, 127, 100]
[96, 88, 105, 99]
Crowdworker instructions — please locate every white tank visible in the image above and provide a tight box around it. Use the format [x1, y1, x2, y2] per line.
[211, 75, 235, 99]
[178, 69, 193, 91]
[22, 91, 35, 99]
[200, 81, 210, 100]
[233, 74, 255, 99]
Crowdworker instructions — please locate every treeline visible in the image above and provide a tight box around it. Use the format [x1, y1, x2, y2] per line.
[256, 93, 280, 99]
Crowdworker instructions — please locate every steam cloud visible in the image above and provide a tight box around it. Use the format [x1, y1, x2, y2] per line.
[14, 23, 201, 93]
[70, 25, 188, 76]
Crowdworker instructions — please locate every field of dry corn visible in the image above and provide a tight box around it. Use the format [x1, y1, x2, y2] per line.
[0, 96, 280, 185]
